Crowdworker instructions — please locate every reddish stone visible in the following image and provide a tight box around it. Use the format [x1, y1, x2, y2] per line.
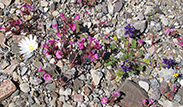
[0, 79, 16, 101]
[74, 94, 84, 102]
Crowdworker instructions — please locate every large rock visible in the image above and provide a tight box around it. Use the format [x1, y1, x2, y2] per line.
[117, 80, 148, 107]
[133, 20, 147, 34]
[0, 79, 16, 101]
[90, 69, 103, 85]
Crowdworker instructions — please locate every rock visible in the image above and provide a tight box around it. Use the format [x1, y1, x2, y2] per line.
[20, 83, 30, 93]
[106, 69, 116, 81]
[137, 13, 144, 20]
[70, 0, 76, 3]
[41, 0, 48, 7]
[74, 94, 84, 102]
[155, 23, 162, 31]
[0, 74, 8, 79]
[133, 20, 147, 34]
[73, 78, 84, 91]
[1, 60, 9, 69]
[59, 95, 65, 102]
[93, 97, 100, 103]
[178, 87, 183, 104]
[28, 96, 34, 105]
[90, 69, 103, 85]
[160, 15, 168, 26]
[144, 6, 154, 15]
[83, 86, 91, 96]
[46, 82, 56, 91]
[9, 102, 16, 107]
[117, 80, 148, 107]
[114, 1, 123, 12]
[102, 4, 108, 14]
[0, 79, 16, 101]
[33, 61, 42, 68]
[64, 88, 72, 96]
[159, 81, 169, 95]
[0, 33, 5, 48]
[0, 2, 4, 9]
[11, 43, 20, 54]
[50, 98, 57, 106]
[162, 100, 182, 107]
[158, 68, 176, 81]
[21, 66, 28, 76]
[0, 60, 19, 74]
[0, 0, 11, 6]
[150, 78, 160, 90]
[148, 45, 157, 54]
[12, 72, 18, 81]
[108, 1, 113, 15]
[63, 102, 72, 107]
[150, 89, 161, 100]
[138, 80, 149, 92]
[174, 93, 182, 103]
[30, 77, 42, 85]
[52, 10, 59, 17]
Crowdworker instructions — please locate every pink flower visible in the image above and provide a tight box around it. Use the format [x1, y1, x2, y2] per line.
[101, 97, 108, 105]
[69, 23, 76, 31]
[105, 34, 110, 38]
[165, 28, 171, 33]
[43, 48, 48, 54]
[60, 13, 66, 20]
[78, 0, 82, 3]
[56, 32, 62, 38]
[69, 40, 75, 46]
[72, 14, 80, 21]
[38, 66, 46, 73]
[16, 19, 21, 25]
[171, 28, 175, 32]
[56, 50, 63, 59]
[102, 21, 107, 24]
[43, 74, 51, 81]
[177, 37, 181, 40]
[88, 36, 96, 45]
[52, 24, 58, 31]
[21, 4, 34, 11]
[93, 40, 101, 49]
[89, 53, 98, 61]
[179, 42, 183, 46]
[42, 42, 48, 48]
[0, 25, 4, 30]
[102, 51, 106, 57]
[77, 38, 85, 44]
[148, 99, 154, 106]
[79, 43, 84, 50]
[141, 99, 147, 105]
[112, 91, 120, 97]
[86, 11, 89, 14]
[138, 39, 144, 45]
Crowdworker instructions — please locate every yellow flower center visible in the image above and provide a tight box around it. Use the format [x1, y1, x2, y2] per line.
[92, 55, 94, 58]
[104, 100, 106, 103]
[29, 46, 34, 50]
[46, 76, 49, 78]
[113, 36, 117, 39]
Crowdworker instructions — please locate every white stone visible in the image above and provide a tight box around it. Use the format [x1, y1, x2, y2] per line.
[90, 69, 103, 85]
[0, 2, 4, 8]
[52, 10, 59, 17]
[179, 79, 183, 87]
[41, 0, 48, 7]
[108, 2, 113, 15]
[138, 80, 149, 92]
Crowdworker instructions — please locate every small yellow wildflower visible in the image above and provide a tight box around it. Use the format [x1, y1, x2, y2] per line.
[173, 73, 179, 77]
[113, 36, 117, 39]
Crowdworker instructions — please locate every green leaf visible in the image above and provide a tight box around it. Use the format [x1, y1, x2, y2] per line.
[121, 36, 126, 41]
[115, 70, 125, 78]
[131, 39, 137, 48]
[110, 43, 117, 50]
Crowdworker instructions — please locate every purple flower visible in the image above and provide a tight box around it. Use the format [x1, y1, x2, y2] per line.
[16, 19, 22, 25]
[0, 25, 4, 30]
[101, 97, 108, 105]
[72, 14, 80, 21]
[121, 60, 133, 72]
[148, 99, 154, 106]
[38, 66, 46, 73]
[77, 38, 85, 44]
[124, 24, 135, 37]
[60, 13, 67, 20]
[93, 40, 101, 49]
[179, 42, 183, 47]
[88, 36, 96, 45]
[89, 53, 98, 61]
[69, 23, 76, 31]
[78, 43, 84, 50]
[162, 58, 174, 68]
[56, 32, 62, 38]
[56, 50, 63, 59]
[69, 40, 75, 46]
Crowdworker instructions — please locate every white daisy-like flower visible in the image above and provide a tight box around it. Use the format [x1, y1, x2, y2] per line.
[18, 35, 38, 59]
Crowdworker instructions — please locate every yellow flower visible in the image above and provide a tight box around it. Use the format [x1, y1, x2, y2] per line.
[113, 36, 117, 39]
[173, 73, 179, 77]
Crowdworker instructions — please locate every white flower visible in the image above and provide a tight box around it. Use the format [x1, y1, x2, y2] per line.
[18, 35, 38, 59]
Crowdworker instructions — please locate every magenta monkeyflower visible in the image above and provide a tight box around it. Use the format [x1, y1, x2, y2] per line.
[56, 50, 63, 59]
[43, 49, 48, 55]
[42, 42, 48, 48]
[138, 39, 144, 45]
[141, 99, 147, 105]
[93, 40, 101, 49]
[16, 19, 22, 25]
[177, 37, 181, 40]
[88, 36, 96, 45]
[0, 25, 4, 30]
[77, 38, 85, 44]
[52, 24, 58, 31]
[48, 39, 56, 46]
[79, 43, 84, 50]
[179, 42, 183, 46]
[86, 11, 89, 14]
[101, 97, 108, 105]
[113, 91, 120, 97]
[78, 0, 82, 3]
[105, 34, 110, 38]
[43, 74, 51, 81]
[102, 21, 107, 24]
[148, 99, 154, 106]
[69, 23, 76, 31]
[38, 66, 46, 73]
[89, 53, 98, 61]
[165, 28, 171, 33]
[69, 40, 75, 46]
[102, 51, 106, 57]
[60, 13, 67, 20]
[56, 32, 62, 38]
[72, 14, 80, 21]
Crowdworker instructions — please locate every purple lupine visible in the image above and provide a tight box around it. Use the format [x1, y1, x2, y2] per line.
[124, 24, 135, 37]
[121, 60, 133, 72]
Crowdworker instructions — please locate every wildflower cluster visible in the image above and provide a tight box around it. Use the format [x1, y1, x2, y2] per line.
[101, 91, 120, 105]
[158, 58, 175, 69]
[177, 36, 183, 47]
